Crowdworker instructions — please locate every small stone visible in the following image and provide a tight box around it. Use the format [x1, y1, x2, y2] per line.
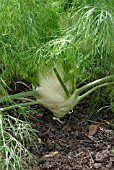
[94, 163, 102, 169]
[68, 155, 72, 159]
[43, 151, 59, 158]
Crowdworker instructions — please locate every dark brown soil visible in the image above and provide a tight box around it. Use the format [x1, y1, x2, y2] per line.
[27, 100, 114, 170]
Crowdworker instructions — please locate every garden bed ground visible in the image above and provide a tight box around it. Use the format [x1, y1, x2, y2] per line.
[27, 99, 114, 170]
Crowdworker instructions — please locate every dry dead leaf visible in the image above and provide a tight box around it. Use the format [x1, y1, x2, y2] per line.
[88, 124, 97, 136]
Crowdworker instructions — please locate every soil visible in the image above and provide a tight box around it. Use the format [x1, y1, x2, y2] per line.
[10, 80, 114, 170]
[27, 101, 114, 170]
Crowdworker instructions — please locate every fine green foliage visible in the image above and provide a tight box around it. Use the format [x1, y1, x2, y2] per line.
[0, 79, 37, 169]
[0, 0, 60, 84]
[0, 0, 114, 84]
[0, 112, 37, 170]
[37, 0, 114, 80]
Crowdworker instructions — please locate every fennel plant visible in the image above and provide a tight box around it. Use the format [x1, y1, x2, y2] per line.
[0, 0, 114, 169]
[0, 0, 114, 125]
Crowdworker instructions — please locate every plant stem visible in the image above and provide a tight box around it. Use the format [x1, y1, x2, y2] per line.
[0, 90, 36, 103]
[53, 67, 70, 97]
[16, 98, 35, 102]
[78, 82, 114, 102]
[0, 101, 39, 112]
[78, 75, 113, 94]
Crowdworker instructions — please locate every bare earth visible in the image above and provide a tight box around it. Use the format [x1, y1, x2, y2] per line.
[28, 100, 114, 170]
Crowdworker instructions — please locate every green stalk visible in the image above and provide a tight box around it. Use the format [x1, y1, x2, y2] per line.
[53, 67, 70, 97]
[0, 101, 39, 112]
[78, 75, 113, 94]
[78, 82, 114, 102]
[15, 98, 35, 102]
[0, 90, 36, 103]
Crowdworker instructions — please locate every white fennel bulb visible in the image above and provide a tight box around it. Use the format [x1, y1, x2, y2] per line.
[35, 69, 78, 118]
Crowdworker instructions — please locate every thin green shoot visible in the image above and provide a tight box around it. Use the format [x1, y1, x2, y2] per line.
[53, 67, 70, 97]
